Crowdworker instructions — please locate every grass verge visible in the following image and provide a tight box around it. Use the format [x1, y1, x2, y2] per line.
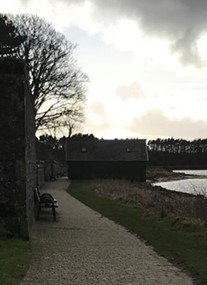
[0, 237, 30, 285]
[68, 180, 207, 285]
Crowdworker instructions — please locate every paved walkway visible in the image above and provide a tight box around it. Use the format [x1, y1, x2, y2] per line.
[21, 178, 194, 285]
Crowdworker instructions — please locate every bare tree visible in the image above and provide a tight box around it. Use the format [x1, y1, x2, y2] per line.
[11, 14, 87, 132]
[38, 96, 85, 138]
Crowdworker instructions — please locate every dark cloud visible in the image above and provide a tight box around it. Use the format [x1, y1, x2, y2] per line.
[116, 83, 145, 100]
[129, 109, 207, 139]
[54, 0, 207, 66]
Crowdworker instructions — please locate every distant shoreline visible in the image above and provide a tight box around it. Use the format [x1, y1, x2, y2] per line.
[147, 166, 207, 183]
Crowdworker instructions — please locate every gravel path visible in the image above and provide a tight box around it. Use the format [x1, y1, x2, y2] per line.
[21, 178, 194, 285]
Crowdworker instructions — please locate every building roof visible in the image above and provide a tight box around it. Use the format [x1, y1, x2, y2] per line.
[66, 139, 148, 162]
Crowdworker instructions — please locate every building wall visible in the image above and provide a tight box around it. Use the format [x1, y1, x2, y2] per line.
[0, 59, 36, 239]
[36, 161, 45, 188]
[67, 161, 146, 181]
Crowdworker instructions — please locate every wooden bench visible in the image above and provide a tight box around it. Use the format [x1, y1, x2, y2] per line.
[34, 188, 58, 221]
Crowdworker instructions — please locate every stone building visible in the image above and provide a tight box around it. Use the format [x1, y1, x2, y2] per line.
[66, 139, 148, 181]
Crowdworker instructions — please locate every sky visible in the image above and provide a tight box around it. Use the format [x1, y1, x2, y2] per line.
[2, 0, 207, 140]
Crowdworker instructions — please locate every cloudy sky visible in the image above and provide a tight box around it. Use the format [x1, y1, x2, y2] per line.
[2, 0, 207, 140]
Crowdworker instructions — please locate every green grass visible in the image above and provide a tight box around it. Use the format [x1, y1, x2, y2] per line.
[0, 237, 30, 285]
[69, 180, 207, 285]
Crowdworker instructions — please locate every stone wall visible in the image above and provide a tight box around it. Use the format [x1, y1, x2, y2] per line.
[36, 161, 45, 188]
[25, 67, 36, 229]
[0, 58, 36, 239]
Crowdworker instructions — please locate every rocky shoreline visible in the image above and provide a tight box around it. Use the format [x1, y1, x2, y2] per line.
[147, 167, 206, 183]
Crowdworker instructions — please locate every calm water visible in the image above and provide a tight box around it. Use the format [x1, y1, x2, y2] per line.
[153, 170, 207, 195]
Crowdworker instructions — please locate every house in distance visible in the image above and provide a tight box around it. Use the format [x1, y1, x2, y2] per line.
[66, 138, 149, 182]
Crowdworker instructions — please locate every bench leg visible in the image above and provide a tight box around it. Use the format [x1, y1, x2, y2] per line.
[36, 205, 41, 220]
[52, 206, 56, 221]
